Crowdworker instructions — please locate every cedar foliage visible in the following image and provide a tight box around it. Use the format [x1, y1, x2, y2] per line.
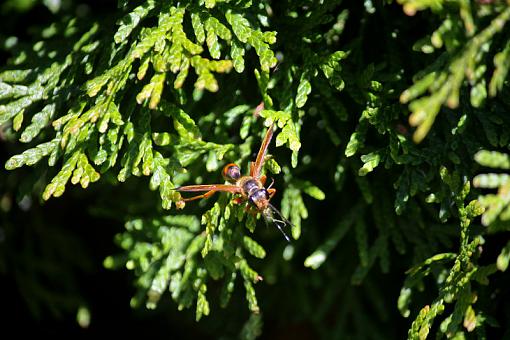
[2, 0, 510, 338]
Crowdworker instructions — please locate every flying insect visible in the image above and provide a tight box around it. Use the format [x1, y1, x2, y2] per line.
[175, 122, 291, 241]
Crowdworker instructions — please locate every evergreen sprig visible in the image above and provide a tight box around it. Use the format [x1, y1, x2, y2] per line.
[399, 2, 510, 142]
[104, 202, 270, 319]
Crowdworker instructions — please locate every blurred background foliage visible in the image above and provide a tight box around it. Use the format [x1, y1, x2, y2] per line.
[2, 0, 510, 339]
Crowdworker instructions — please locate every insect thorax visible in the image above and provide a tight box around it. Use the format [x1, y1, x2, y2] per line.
[241, 178, 260, 196]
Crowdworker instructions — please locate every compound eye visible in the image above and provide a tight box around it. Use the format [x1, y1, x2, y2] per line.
[222, 163, 241, 182]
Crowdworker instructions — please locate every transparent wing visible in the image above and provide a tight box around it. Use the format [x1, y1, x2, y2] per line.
[251, 122, 275, 179]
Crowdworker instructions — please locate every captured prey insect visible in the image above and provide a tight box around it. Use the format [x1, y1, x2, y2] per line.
[175, 122, 292, 241]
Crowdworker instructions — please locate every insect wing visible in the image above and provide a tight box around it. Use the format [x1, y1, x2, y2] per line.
[251, 122, 275, 179]
[175, 184, 241, 194]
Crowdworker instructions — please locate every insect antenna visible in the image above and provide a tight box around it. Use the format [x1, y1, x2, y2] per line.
[264, 203, 292, 242]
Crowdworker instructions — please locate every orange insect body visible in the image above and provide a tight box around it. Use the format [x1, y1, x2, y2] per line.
[175, 122, 290, 241]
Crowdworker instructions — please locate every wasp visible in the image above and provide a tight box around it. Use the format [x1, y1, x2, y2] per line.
[175, 122, 291, 241]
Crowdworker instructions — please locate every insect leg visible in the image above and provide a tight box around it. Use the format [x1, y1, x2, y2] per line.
[232, 197, 245, 205]
[274, 220, 290, 242]
[181, 190, 216, 202]
[260, 175, 267, 186]
[249, 162, 255, 177]
[267, 178, 275, 190]
[267, 188, 276, 199]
